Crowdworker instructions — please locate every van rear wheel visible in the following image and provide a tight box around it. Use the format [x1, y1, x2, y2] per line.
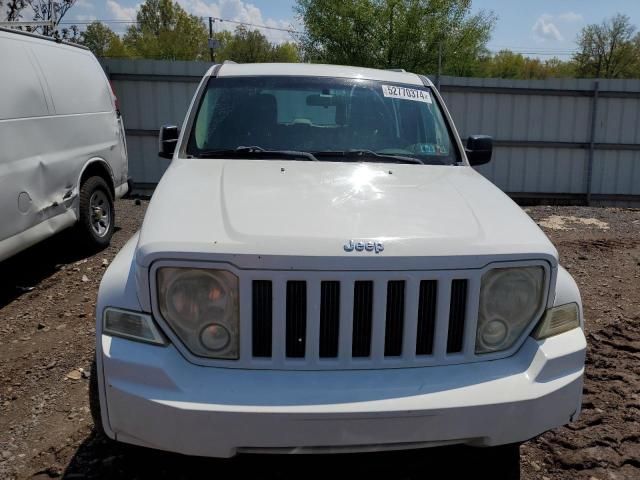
[78, 176, 114, 248]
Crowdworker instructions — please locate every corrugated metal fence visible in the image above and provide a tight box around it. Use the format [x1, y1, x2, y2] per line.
[102, 59, 640, 205]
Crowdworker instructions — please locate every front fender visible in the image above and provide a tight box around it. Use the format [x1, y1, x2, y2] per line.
[96, 232, 142, 332]
[95, 231, 142, 440]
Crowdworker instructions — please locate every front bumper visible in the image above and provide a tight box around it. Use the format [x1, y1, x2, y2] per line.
[98, 328, 585, 458]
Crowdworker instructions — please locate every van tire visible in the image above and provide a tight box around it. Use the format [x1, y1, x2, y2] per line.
[89, 358, 105, 438]
[78, 176, 114, 248]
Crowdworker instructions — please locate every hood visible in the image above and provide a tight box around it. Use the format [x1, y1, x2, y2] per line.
[135, 159, 557, 269]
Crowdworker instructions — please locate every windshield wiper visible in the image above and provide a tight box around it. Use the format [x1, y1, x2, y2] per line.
[313, 149, 424, 165]
[194, 146, 318, 161]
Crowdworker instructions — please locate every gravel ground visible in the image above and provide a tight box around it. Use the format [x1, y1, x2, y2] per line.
[0, 199, 638, 479]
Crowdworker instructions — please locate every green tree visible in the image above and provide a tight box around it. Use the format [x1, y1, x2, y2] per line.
[81, 21, 129, 58]
[295, 0, 495, 75]
[123, 0, 208, 60]
[544, 57, 576, 78]
[479, 50, 527, 78]
[574, 14, 640, 78]
[220, 26, 275, 62]
[272, 42, 300, 62]
[214, 26, 300, 63]
[477, 50, 576, 79]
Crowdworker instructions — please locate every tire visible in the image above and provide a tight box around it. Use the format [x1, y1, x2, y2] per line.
[466, 443, 521, 479]
[89, 358, 106, 437]
[77, 176, 115, 249]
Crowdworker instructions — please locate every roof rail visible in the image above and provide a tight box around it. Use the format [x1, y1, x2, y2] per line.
[0, 26, 90, 51]
[223, 60, 237, 64]
[386, 68, 406, 72]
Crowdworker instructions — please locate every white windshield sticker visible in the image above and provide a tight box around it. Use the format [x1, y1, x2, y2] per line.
[381, 85, 432, 103]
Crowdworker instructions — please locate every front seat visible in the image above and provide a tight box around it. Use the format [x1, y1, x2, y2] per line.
[212, 93, 279, 149]
[244, 93, 279, 148]
[349, 94, 394, 151]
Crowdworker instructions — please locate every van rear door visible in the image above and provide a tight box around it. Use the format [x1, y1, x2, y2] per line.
[109, 80, 129, 190]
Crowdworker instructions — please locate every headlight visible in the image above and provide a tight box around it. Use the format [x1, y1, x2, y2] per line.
[476, 266, 545, 354]
[157, 268, 239, 359]
[532, 303, 580, 340]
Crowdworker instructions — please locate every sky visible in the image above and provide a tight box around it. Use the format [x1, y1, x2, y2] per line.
[67, 0, 640, 58]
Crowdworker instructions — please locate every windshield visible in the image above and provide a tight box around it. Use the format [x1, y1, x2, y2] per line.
[186, 76, 459, 165]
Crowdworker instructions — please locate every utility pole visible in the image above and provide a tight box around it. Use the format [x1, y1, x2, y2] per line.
[208, 17, 215, 63]
[436, 42, 442, 91]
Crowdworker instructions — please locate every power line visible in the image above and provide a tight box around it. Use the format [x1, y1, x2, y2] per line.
[58, 16, 303, 35]
[59, 19, 135, 24]
[486, 47, 578, 58]
[487, 45, 578, 55]
[489, 50, 577, 55]
[53, 18, 576, 56]
[488, 50, 576, 56]
[210, 16, 302, 35]
[489, 44, 578, 52]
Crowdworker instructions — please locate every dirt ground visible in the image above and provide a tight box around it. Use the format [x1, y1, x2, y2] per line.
[0, 199, 638, 480]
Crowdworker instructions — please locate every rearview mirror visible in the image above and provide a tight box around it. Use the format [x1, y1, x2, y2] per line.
[466, 135, 493, 166]
[306, 94, 343, 107]
[159, 125, 179, 159]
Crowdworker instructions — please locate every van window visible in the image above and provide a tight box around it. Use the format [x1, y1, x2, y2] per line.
[31, 44, 112, 115]
[0, 38, 49, 120]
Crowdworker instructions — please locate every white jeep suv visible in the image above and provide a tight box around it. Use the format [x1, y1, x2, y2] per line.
[92, 63, 586, 473]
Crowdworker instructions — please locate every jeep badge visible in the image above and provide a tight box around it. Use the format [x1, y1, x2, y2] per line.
[344, 239, 384, 254]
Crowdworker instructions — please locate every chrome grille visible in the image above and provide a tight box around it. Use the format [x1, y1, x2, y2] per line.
[150, 260, 552, 370]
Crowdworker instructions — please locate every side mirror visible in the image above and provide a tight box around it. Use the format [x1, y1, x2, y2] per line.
[466, 135, 493, 166]
[159, 125, 179, 159]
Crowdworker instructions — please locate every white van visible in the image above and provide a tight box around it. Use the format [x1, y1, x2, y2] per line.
[0, 28, 128, 262]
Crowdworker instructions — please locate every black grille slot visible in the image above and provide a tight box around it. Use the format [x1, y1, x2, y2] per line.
[352, 281, 373, 357]
[252, 280, 272, 357]
[447, 279, 468, 353]
[384, 281, 405, 356]
[286, 281, 307, 358]
[416, 280, 437, 355]
[319, 281, 340, 358]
